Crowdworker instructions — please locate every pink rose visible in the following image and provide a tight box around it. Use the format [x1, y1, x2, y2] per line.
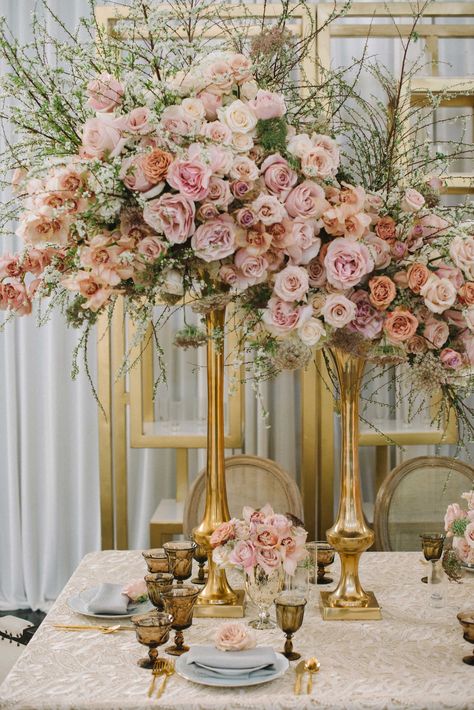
[435, 264, 464, 290]
[417, 213, 450, 240]
[230, 156, 259, 182]
[420, 276, 457, 314]
[119, 155, 154, 192]
[197, 91, 223, 120]
[122, 578, 147, 601]
[137, 236, 167, 262]
[444, 503, 466, 532]
[365, 234, 391, 269]
[235, 207, 256, 228]
[312, 134, 340, 167]
[307, 257, 327, 287]
[384, 308, 419, 343]
[231, 180, 253, 200]
[453, 535, 471, 563]
[0, 254, 22, 279]
[262, 297, 312, 335]
[243, 504, 274, 525]
[81, 115, 125, 159]
[321, 293, 356, 328]
[234, 249, 268, 286]
[228, 540, 257, 571]
[286, 219, 321, 265]
[401, 188, 425, 212]
[301, 147, 337, 179]
[285, 181, 329, 219]
[255, 546, 281, 575]
[191, 214, 239, 262]
[273, 265, 309, 302]
[229, 54, 253, 84]
[203, 60, 234, 95]
[423, 318, 449, 350]
[0, 280, 32, 315]
[16, 210, 70, 246]
[160, 105, 196, 138]
[207, 177, 233, 208]
[440, 348, 463, 370]
[143, 194, 195, 243]
[210, 521, 236, 547]
[251, 194, 287, 226]
[324, 237, 374, 290]
[465, 522, 474, 548]
[265, 514, 291, 535]
[215, 622, 256, 652]
[261, 154, 297, 198]
[348, 290, 384, 339]
[62, 271, 113, 311]
[86, 73, 124, 112]
[200, 120, 232, 144]
[167, 158, 212, 201]
[125, 107, 152, 134]
[449, 235, 474, 280]
[249, 89, 286, 119]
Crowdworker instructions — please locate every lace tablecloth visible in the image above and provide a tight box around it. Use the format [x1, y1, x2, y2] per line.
[0, 550, 473, 710]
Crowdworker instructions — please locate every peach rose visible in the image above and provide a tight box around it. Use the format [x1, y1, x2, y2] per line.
[407, 335, 428, 354]
[307, 257, 327, 287]
[236, 222, 271, 256]
[137, 236, 168, 262]
[62, 271, 113, 311]
[343, 212, 372, 240]
[229, 54, 253, 84]
[321, 207, 345, 237]
[458, 282, 474, 306]
[365, 234, 391, 269]
[0, 280, 32, 315]
[420, 276, 457, 314]
[215, 622, 257, 652]
[407, 263, 430, 294]
[401, 188, 425, 212]
[384, 308, 419, 343]
[375, 216, 397, 244]
[423, 318, 449, 350]
[230, 156, 259, 182]
[16, 210, 70, 246]
[210, 521, 236, 547]
[251, 194, 287, 226]
[232, 132, 254, 153]
[203, 60, 234, 95]
[273, 265, 309, 302]
[368, 276, 396, 310]
[321, 293, 356, 328]
[86, 73, 123, 112]
[141, 149, 173, 184]
[339, 183, 366, 214]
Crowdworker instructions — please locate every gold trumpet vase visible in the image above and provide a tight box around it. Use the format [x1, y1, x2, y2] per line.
[193, 307, 244, 617]
[320, 347, 382, 620]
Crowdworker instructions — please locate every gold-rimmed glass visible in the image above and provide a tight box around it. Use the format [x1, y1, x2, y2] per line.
[275, 593, 307, 661]
[162, 584, 200, 656]
[163, 541, 196, 585]
[131, 611, 173, 669]
[145, 573, 174, 612]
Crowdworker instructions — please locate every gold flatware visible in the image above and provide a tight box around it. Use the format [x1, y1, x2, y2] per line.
[305, 657, 320, 694]
[53, 624, 134, 633]
[147, 659, 167, 698]
[294, 659, 306, 695]
[156, 659, 175, 699]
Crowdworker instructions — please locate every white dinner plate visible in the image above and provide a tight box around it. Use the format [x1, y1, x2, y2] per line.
[462, 564, 474, 573]
[175, 652, 289, 688]
[67, 586, 154, 619]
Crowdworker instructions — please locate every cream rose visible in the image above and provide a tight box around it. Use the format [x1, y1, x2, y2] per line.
[215, 623, 257, 652]
[401, 188, 425, 212]
[450, 234, 474, 280]
[218, 99, 257, 133]
[273, 265, 309, 302]
[420, 276, 457, 314]
[298, 317, 326, 346]
[321, 293, 356, 328]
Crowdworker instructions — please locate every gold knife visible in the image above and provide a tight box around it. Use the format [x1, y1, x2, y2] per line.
[53, 624, 134, 631]
[294, 659, 306, 695]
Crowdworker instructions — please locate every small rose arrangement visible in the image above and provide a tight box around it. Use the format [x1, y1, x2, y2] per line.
[210, 504, 308, 576]
[214, 622, 256, 652]
[444, 491, 474, 566]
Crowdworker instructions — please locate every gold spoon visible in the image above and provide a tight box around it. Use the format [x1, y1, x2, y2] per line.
[305, 657, 320, 694]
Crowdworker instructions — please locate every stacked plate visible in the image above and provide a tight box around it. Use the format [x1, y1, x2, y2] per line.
[175, 645, 288, 687]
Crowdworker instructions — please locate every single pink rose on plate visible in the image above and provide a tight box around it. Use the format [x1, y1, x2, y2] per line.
[215, 623, 256, 652]
[86, 72, 124, 112]
[122, 578, 148, 602]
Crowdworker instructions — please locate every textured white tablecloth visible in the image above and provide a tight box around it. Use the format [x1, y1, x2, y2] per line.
[0, 550, 473, 710]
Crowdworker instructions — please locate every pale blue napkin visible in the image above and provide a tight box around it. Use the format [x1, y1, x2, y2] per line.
[86, 583, 130, 615]
[185, 646, 277, 678]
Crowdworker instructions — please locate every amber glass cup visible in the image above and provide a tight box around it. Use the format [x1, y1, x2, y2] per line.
[162, 584, 200, 656]
[132, 611, 173, 668]
[145, 573, 174, 612]
[163, 541, 197, 585]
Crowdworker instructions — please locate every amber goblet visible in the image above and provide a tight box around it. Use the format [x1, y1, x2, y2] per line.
[457, 611, 474, 665]
[191, 542, 208, 585]
[275, 593, 307, 661]
[420, 532, 445, 584]
[145, 573, 174, 612]
[163, 541, 197, 585]
[316, 542, 335, 584]
[142, 548, 169, 574]
[131, 611, 173, 669]
[162, 584, 200, 656]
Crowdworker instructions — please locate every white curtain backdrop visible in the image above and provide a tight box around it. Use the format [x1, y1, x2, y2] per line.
[0, 0, 472, 610]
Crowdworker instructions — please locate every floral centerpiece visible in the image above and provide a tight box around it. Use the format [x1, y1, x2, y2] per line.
[210, 504, 307, 629]
[444, 492, 474, 568]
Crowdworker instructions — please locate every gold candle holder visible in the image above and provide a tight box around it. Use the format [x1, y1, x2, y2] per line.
[275, 593, 306, 661]
[193, 308, 243, 617]
[131, 611, 173, 669]
[320, 348, 381, 620]
[163, 541, 196, 585]
[191, 542, 208, 585]
[145, 573, 174, 612]
[162, 584, 200, 656]
[142, 548, 170, 574]
[457, 611, 474, 666]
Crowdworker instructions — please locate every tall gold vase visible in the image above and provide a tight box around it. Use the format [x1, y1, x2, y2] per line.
[193, 308, 244, 617]
[319, 347, 382, 620]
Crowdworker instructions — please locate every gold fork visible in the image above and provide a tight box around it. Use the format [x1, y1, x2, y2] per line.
[148, 659, 167, 698]
[156, 659, 175, 699]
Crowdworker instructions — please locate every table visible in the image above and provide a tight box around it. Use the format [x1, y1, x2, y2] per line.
[0, 551, 473, 710]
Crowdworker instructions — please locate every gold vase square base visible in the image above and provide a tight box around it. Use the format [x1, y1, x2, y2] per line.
[319, 591, 382, 620]
[193, 589, 245, 618]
